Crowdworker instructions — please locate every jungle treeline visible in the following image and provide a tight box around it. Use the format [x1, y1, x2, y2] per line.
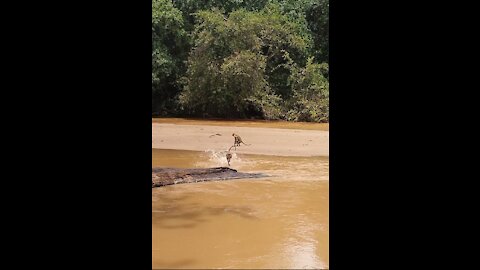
[153, 0, 329, 122]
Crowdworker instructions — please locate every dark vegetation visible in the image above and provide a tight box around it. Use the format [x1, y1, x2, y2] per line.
[153, 0, 329, 122]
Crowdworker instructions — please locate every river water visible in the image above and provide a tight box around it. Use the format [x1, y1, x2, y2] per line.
[152, 147, 329, 269]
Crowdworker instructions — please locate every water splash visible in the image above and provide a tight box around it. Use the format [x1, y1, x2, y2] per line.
[195, 149, 243, 168]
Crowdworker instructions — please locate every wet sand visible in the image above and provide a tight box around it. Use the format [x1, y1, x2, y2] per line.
[152, 121, 329, 157]
[153, 117, 329, 131]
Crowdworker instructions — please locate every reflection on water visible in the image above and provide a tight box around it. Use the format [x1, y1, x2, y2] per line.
[152, 149, 329, 269]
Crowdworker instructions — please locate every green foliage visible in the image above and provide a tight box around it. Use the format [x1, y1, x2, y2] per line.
[180, 50, 271, 117]
[152, 0, 329, 122]
[287, 58, 329, 122]
[179, 6, 313, 118]
[306, 0, 329, 62]
[152, 0, 188, 115]
[152, 0, 186, 80]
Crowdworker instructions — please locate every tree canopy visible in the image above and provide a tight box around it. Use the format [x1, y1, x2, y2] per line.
[152, 0, 329, 122]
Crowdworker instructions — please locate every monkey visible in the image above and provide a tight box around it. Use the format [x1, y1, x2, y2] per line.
[225, 144, 238, 166]
[232, 133, 251, 150]
[226, 151, 232, 166]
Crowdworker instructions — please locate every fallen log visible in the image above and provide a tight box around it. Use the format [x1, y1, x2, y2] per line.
[152, 167, 267, 187]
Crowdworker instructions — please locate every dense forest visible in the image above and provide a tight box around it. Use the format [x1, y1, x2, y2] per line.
[152, 0, 329, 122]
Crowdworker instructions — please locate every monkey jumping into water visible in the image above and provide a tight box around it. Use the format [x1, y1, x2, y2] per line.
[225, 145, 236, 166]
[226, 151, 232, 166]
[232, 133, 251, 150]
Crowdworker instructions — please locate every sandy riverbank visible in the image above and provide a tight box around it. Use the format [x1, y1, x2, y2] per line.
[152, 121, 329, 157]
[153, 117, 329, 131]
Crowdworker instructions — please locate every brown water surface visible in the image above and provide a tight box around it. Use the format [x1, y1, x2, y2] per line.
[152, 148, 329, 269]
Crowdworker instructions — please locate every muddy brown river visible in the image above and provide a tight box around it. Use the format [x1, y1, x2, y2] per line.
[152, 147, 329, 269]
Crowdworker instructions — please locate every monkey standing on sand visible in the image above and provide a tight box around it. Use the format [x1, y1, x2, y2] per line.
[232, 133, 251, 150]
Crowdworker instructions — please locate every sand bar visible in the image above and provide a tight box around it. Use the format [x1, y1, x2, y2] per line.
[152, 122, 329, 157]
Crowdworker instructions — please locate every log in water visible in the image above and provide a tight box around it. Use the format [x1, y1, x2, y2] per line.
[152, 167, 267, 187]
